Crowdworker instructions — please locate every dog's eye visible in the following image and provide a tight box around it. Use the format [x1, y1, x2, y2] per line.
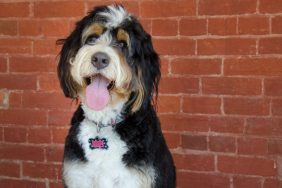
[117, 40, 127, 48]
[86, 35, 98, 45]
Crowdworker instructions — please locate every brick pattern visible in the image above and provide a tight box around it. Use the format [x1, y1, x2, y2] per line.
[0, 1, 281, 188]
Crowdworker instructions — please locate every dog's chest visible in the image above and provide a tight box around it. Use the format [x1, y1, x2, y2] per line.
[64, 119, 153, 188]
[78, 119, 127, 163]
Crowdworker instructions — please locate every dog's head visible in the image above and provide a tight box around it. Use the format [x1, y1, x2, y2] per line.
[57, 5, 160, 114]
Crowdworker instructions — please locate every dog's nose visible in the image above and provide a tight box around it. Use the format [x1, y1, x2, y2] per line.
[91, 52, 110, 70]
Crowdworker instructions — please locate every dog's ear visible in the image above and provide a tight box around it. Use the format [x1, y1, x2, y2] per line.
[127, 18, 161, 112]
[57, 36, 80, 98]
[57, 18, 88, 98]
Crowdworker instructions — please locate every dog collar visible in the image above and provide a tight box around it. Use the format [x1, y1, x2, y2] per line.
[87, 116, 124, 133]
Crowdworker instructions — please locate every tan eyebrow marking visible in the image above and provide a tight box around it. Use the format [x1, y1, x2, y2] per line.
[117, 29, 130, 45]
[82, 23, 104, 43]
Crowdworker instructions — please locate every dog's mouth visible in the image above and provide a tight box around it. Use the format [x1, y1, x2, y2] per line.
[84, 74, 115, 111]
[85, 74, 115, 90]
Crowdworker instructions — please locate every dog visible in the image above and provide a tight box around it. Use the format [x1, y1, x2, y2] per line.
[57, 4, 176, 188]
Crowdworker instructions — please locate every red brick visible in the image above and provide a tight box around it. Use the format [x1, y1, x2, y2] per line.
[160, 57, 169, 76]
[34, 1, 84, 18]
[0, 57, 7, 72]
[209, 136, 236, 153]
[0, 93, 4, 107]
[208, 17, 237, 35]
[239, 16, 269, 35]
[42, 20, 70, 37]
[159, 77, 199, 94]
[265, 78, 282, 96]
[38, 74, 61, 91]
[174, 154, 214, 171]
[20, 19, 69, 37]
[218, 156, 276, 176]
[52, 127, 68, 144]
[181, 135, 207, 150]
[272, 16, 282, 34]
[233, 176, 262, 188]
[225, 58, 282, 76]
[9, 91, 22, 108]
[177, 171, 230, 188]
[0, 90, 6, 107]
[163, 133, 181, 149]
[272, 99, 282, 116]
[0, 20, 17, 35]
[0, 74, 36, 90]
[10, 56, 56, 73]
[171, 58, 221, 75]
[209, 117, 244, 134]
[0, 144, 44, 161]
[180, 18, 206, 36]
[183, 97, 221, 114]
[246, 118, 282, 137]
[158, 96, 180, 113]
[0, 39, 32, 54]
[0, 127, 3, 141]
[263, 179, 282, 188]
[19, 20, 41, 36]
[198, 38, 256, 55]
[260, 0, 282, 13]
[0, 109, 47, 126]
[48, 110, 73, 126]
[0, 179, 45, 188]
[4, 127, 27, 143]
[154, 38, 195, 55]
[140, 0, 195, 18]
[0, 2, 30, 17]
[199, 0, 257, 15]
[46, 145, 64, 162]
[50, 182, 64, 188]
[0, 161, 20, 177]
[160, 115, 209, 132]
[152, 19, 178, 36]
[268, 139, 282, 155]
[202, 77, 262, 96]
[22, 92, 73, 109]
[259, 37, 282, 54]
[28, 127, 52, 144]
[238, 137, 268, 155]
[23, 162, 61, 180]
[224, 98, 270, 116]
[33, 39, 61, 55]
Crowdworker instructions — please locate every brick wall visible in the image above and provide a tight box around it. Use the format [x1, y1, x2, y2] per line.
[0, 0, 282, 187]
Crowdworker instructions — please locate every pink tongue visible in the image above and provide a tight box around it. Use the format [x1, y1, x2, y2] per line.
[86, 75, 110, 111]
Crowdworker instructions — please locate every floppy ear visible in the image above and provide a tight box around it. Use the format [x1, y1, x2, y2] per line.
[128, 18, 161, 112]
[57, 16, 90, 98]
[57, 36, 80, 98]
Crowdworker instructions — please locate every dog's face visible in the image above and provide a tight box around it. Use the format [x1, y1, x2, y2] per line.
[57, 5, 160, 113]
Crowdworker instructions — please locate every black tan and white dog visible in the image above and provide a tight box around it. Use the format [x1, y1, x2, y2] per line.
[57, 4, 175, 188]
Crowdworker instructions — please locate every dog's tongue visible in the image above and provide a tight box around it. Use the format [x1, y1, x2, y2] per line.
[86, 75, 110, 111]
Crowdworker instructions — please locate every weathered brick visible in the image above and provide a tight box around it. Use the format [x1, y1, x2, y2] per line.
[140, 0, 196, 18]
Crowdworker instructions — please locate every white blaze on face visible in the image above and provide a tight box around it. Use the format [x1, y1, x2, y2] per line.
[70, 31, 117, 85]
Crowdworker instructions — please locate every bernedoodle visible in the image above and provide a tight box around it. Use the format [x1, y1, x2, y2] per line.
[57, 4, 176, 188]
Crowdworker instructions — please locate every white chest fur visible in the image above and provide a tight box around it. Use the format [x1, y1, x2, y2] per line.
[63, 119, 155, 188]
